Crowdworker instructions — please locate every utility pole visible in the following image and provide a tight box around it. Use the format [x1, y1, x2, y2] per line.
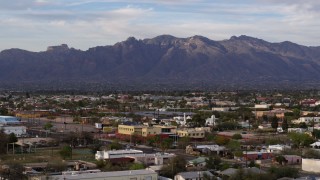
[245, 145, 248, 168]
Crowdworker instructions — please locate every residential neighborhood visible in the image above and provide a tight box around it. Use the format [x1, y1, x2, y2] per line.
[1, 90, 320, 179]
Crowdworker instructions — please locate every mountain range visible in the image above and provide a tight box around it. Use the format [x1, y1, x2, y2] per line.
[1, 35, 320, 90]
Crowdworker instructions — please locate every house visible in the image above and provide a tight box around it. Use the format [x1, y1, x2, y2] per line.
[243, 151, 273, 161]
[287, 128, 307, 133]
[310, 141, 320, 149]
[283, 155, 301, 165]
[174, 171, 216, 180]
[267, 144, 291, 153]
[186, 157, 207, 169]
[196, 145, 226, 155]
[294, 117, 320, 124]
[218, 168, 238, 177]
[219, 167, 266, 177]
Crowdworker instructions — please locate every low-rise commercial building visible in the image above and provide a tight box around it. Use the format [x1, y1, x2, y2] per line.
[177, 128, 205, 139]
[0, 126, 27, 137]
[48, 169, 158, 180]
[118, 125, 176, 137]
[95, 149, 175, 165]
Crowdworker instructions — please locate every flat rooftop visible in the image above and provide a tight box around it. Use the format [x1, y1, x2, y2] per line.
[49, 169, 157, 180]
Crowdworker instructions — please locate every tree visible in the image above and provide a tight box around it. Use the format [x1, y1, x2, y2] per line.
[160, 138, 173, 152]
[43, 122, 53, 131]
[274, 155, 288, 165]
[303, 149, 320, 159]
[108, 141, 122, 150]
[160, 155, 186, 178]
[8, 133, 17, 143]
[298, 122, 308, 129]
[129, 163, 145, 170]
[0, 107, 9, 115]
[205, 156, 221, 170]
[226, 140, 241, 151]
[262, 115, 268, 122]
[59, 146, 72, 160]
[281, 118, 288, 131]
[271, 116, 279, 131]
[288, 132, 314, 147]
[178, 136, 190, 148]
[0, 130, 8, 154]
[268, 166, 298, 179]
[214, 136, 229, 145]
[232, 133, 242, 139]
[6, 162, 26, 180]
[312, 129, 320, 139]
[187, 113, 206, 127]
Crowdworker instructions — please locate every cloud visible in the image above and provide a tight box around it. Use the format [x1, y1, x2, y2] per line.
[0, 0, 319, 51]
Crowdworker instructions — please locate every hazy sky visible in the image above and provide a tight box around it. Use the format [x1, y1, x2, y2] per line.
[1, 0, 319, 51]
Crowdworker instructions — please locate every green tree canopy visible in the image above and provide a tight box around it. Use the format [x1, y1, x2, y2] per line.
[232, 133, 242, 139]
[271, 116, 279, 130]
[44, 122, 53, 130]
[187, 113, 206, 127]
[59, 146, 72, 160]
[160, 155, 186, 178]
[8, 133, 17, 144]
[288, 132, 314, 147]
[129, 163, 145, 170]
[282, 118, 288, 131]
[205, 156, 221, 170]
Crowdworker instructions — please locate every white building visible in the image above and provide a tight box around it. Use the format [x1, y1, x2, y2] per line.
[294, 117, 320, 124]
[0, 116, 26, 137]
[310, 141, 320, 149]
[95, 149, 143, 160]
[212, 107, 230, 112]
[174, 171, 216, 180]
[254, 104, 270, 109]
[302, 158, 320, 173]
[174, 113, 191, 126]
[267, 144, 290, 153]
[287, 128, 307, 133]
[196, 145, 225, 154]
[49, 169, 158, 180]
[205, 115, 218, 126]
[0, 126, 27, 137]
[95, 149, 175, 165]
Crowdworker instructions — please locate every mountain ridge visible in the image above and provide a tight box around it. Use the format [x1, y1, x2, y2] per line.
[1, 35, 320, 90]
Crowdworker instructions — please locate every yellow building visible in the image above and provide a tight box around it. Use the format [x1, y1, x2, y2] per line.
[118, 125, 144, 135]
[15, 113, 41, 119]
[118, 124, 177, 137]
[141, 125, 176, 137]
[177, 128, 206, 139]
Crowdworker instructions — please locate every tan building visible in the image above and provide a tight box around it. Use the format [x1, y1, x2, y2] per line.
[118, 125, 176, 137]
[255, 109, 288, 119]
[118, 125, 144, 136]
[177, 128, 206, 139]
